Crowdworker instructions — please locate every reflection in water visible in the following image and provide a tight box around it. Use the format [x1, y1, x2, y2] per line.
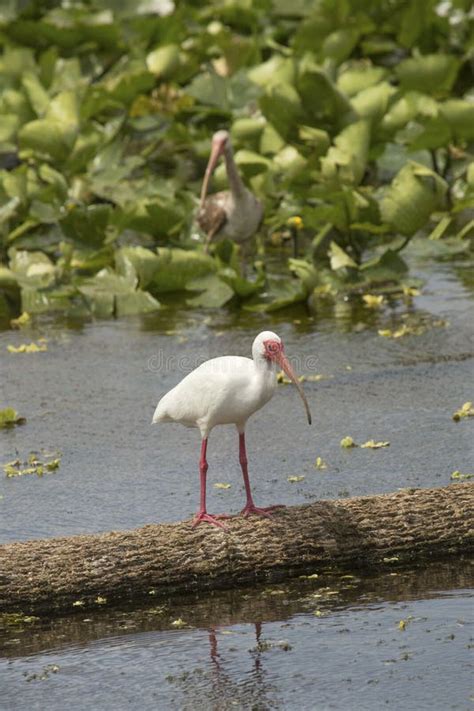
[1, 558, 472, 658]
[1, 559, 472, 711]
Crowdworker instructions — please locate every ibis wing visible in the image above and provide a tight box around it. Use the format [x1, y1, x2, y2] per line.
[197, 194, 228, 240]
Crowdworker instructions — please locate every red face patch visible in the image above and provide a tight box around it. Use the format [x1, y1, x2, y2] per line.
[263, 339, 283, 360]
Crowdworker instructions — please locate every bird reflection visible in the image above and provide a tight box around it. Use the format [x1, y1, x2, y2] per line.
[206, 621, 272, 709]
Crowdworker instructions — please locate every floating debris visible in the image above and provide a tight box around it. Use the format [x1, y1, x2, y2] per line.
[10, 312, 31, 329]
[362, 294, 384, 308]
[3, 451, 61, 478]
[171, 618, 187, 628]
[340, 436, 357, 448]
[360, 440, 390, 449]
[277, 371, 306, 384]
[314, 457, 327, 470]
[402, 286, 420, 298]
[378, 316, 447, 339]
[0, 407, 26, 429]
[287, 475, 305, 483]
[0, 612, 40, 627]
[7, 339, 47, 353]
[452, 402, 474, 422]
[451, 471, 473, 481]
[214, 482, 231, 489]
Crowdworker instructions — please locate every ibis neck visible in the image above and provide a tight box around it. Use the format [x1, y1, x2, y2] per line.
[224, 144, 245, 199]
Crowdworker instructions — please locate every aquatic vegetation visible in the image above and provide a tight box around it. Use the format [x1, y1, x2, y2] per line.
[214, 482, 231, 489]
[171, 618, 187, 628]
[314, 457, 327, 470]
[450, 471, 473, 481]
[0, 406, 26, 428]
[6, 338, 47, 352]
[340, 436, 357, 448]
[0, 1, 472, 321]
[287, 475, 305, 483]
[378, 314, 447, 338]
[10, 310, 30, 327]
[452, 402, 474, 422]
[3, 451, 61, 477]
[360, 440, 390, 449]
[362, 294, 385, 308]
[0, 612, 40, 628]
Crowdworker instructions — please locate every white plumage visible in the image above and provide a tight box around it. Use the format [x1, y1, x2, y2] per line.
[152, 331, 311, 528]
[153, 337, 276, 438]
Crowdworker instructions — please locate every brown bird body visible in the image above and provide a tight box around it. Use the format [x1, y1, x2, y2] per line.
[197, 130, 263, 251]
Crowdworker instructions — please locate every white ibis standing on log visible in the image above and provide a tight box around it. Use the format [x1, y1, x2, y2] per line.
[152, 331, 312, 528]
[197, 130, 263, 255]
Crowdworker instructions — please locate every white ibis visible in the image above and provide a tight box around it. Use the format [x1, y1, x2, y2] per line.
[152, 331, 312, 528]
[197, 130, 263, 254]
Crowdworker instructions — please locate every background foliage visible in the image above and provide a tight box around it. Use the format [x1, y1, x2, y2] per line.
[0, 0, 473, 318]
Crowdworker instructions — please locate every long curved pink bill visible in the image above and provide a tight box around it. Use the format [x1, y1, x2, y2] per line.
[200, 142, 224, 206]
[277, 353, 312, 425]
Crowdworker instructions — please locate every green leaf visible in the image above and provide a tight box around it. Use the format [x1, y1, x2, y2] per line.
[185, 71, 227, 108]
[186, 274, 234, 308]
[18, 119, 76, 162]
[298, 126, 330, 156]
[381, 91, 438, 135]
[260, 82, 303, 140]
[337, 65, 387, 97]
[322, 28, 360, 64]
[77, 268, 159, 317]
[351, 82, 395, 123]
[61, 205, 112, 247]
[439, 100, 474, 142]
[219, 267, 265, 298]
[148, 249, 216, 294]
[21, 72, 50, 117]
[146, 44, 180, 78]
[9, 249, 56, 288]
[380, 162, 448, 236]
[115, 247, 159, 289]
[321, 120, 371, 185]
[395, 54, 460, 96]
[296, 64, 351, 128]
[115, 290, 160, 317]
[359, 249, 408, 282]
[234, 149, 272, 177]
[329, 242, 357, 270]
[244, 275, 308, 312]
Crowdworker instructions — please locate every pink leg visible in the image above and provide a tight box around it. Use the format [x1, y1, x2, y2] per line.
[238, 432, 284, 518]
[192, 438, 230, 529]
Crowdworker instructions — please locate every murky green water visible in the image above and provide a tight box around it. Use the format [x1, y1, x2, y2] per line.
[1, 245, 473, 709]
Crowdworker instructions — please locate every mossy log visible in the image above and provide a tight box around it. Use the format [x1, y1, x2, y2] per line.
[1, 483, 472, 615]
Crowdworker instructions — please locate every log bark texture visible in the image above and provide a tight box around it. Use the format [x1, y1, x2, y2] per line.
[1, 483, 472, 615]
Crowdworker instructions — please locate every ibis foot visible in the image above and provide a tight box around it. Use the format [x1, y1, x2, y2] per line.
[192, 512, 228, 529]
[240, 503, 285, 519]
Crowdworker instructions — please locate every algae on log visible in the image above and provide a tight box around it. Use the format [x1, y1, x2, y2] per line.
[0, 484, 472, 615]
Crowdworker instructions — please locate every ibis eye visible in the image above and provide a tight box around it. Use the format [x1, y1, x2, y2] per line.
[267, 343, 277, 353]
